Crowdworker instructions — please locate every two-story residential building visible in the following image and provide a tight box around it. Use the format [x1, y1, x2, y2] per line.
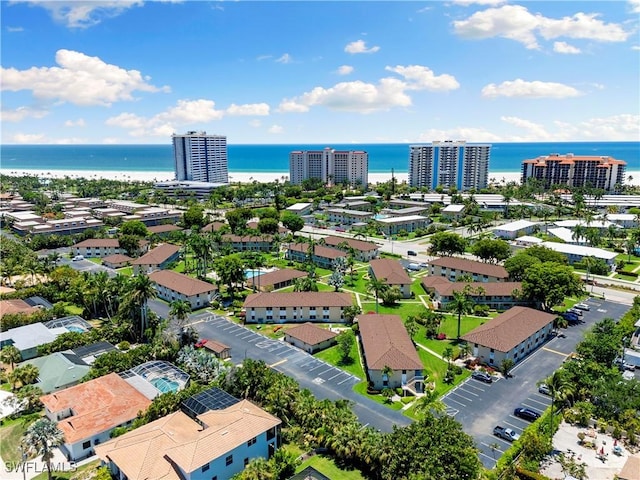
[492, 220, 539, 239]
[375, 215, 430, 236]
[95, 398, 281, 480]
[40, 373, 152, 461]
[368, 259, 412, 298]
[427, 257, 509, 282]
[358, 314, 424, 395]
[72, 239, 127, 258]
[326, 208, 373, 226]
[421, 277, 528, 310]
[246, 269, 307, 292]
[461, 306, 556, 367]
[285, 243, 346, 269]
[537, 241, 618, 269]
[148, 270, 217, 310]
[243, 292, 353, 324]
[222, 234, 274, 252]
[322, 236, 380, 262]
[132, 243, 181, 274]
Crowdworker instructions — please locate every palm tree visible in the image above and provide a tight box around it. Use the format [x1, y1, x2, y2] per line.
[127, 274, 157, 338]
[381, 365, 393, 388]
[11, 364, 39, 389]
[169, 299, 192, 333]
[0, 345, 21, 369]
[448, 289, 474, 340]
[23, 418, 64, 480]
[366, 277, 388, 314]
[541, 370, 573, 440]
[414, 388, 446, 416]
[582, 256, 596, 288]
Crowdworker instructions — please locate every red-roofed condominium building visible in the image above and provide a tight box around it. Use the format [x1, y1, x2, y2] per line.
[358, 314, 424, 395]
[243, 292, 352, 324]
[521, 153, 626, 192]
[41, 372, 152, 461]
[427, 257, 509, 282]
[96, 399, 281, 480]
[461, 306, 556, 367]
[285, 243, 346, 269]
[132, 243, 181, 274]
[368, 258, 412, 298]
[421, 277, 530, 310]
[149, 270, 217, 310]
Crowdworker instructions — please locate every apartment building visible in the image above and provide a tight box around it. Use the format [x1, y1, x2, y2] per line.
[289, 147, 368, 187]
[521, 153, 626, 191]
[409, 141, 491, 191]
[172, 131, 229, 184]
[243, 292, 353, 324]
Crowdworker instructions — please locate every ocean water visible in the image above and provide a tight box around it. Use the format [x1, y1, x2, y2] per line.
[1, 142, 638, 174]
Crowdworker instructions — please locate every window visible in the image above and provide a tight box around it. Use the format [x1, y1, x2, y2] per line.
[267, 427, 276, 441]
[201, 464, 210, 473]
[82, 441, 91, 449]
[225, 455, 233, 466]
[247, 436, 257, 447]
[244, 458, 249, 467]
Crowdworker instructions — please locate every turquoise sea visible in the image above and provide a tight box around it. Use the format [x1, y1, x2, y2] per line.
[1, 142, 638, 174]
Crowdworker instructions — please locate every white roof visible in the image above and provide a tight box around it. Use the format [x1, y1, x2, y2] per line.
[442, 204, 465, 213]
[3, 323, 59, 352]
[515, 235, 543, 244]
[539, 241, 618, 260]
[547, 227, 585, 244]
[601, 214, 636, 221]
[286, 202, 312, 210]
[494, 220, 538, 232]
[7, 211, 41, 221]
[554, 220, 618, 229]
[376, 215, 429, 224]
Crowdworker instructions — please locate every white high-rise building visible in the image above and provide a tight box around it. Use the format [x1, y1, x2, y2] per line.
[289, 147, 368, 187]
[409, 141, 490, 191]
[172, 131, 228, 184]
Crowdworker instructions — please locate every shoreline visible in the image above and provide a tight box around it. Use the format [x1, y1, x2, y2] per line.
[1, 168, 639, 186]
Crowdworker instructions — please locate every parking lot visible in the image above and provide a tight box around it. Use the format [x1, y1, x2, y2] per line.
[441, 297, 630, 469]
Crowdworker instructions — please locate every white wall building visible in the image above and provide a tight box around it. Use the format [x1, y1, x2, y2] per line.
[493, 220, 539, 239]
[538, 241, 618, 268]
[409, 141, 491, 191]
[172, 131, 229, 184]
[289, 147, 368, 186]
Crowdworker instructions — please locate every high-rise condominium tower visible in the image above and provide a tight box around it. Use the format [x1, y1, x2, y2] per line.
[521, 153, 626, 192]
[289, 147, 368, 187]
[172, 131, 228, 184]
[409, 140, 491, 191]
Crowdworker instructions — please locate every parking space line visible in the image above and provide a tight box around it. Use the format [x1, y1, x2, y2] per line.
[338, 376, 357, 385]
[456, 388, 480, 397]
[523, 399, 548, 409]
[328, 371, 344, 381]
[464, 383, 487, 393]
[504, 420, 523, 430]
[443, 397, 466, 408]
[478, 451, 497, 463]
[309, 364, 324, 372]
[449, 391, 474, 402]
[542, 346, 569, 357]
[316, 367, 333, 377]
[270, 359, 287, 368]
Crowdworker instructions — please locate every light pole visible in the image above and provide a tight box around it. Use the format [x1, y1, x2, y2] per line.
[18, 444, 26, 480]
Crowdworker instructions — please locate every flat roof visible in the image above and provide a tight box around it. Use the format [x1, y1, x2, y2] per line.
[494, 220, 538, 232]
[539, 241, 618, 260]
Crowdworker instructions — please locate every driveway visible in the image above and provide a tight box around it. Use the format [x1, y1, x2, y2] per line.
[441, 298, 630, 469]
[188, 312, 411, 432]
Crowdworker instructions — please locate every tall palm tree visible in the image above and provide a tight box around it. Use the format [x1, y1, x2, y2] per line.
[127, 274, 157, 338]
[169, 299, 192, 333]
[541, 370, 573, 440]
[582, 256, 596, 288]
[414, 388, 446, 416]
[448, 289, 474, 340]
[23, 418, 64, 480]
[366, 277, 388, 314]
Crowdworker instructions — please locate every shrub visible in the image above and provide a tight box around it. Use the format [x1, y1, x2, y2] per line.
[436, 333, 447, 340]
[473, 304, 490, 317]
[117, 341, 131, 351]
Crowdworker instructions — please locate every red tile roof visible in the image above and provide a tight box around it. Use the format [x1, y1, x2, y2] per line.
[288, 243, 347, 260]
[131, 243, 180, 265]
[285, 323, 338, 346]
[0, 299, 39, 317]
[461, 306, 556, 353]
[246, 269, 307, 289]
[358, 314, 422, 371]
[421, 277, 522, 297]
[244, 292, 353, 308]
[428, 257, 509, 279]
[147, 224, 183, 234]
[369, 259, 411, 285]
[148, 270, 216, 296]
[75, 238, 121, 248]
[102, 254, 133, 264]
[323, 236, 379, 252]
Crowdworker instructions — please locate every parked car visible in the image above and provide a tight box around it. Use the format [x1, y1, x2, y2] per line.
[567, 308, 583, 316]
[493, 426, 520, 442]
[538, 384, 551, 395]
[471, 370, 493, 384]
[407, 250, 417, 256]
[72, 255, 84, 261]
[514, 407, 541, 422]
[561, 312, 579, 322]
[194, 339, 208, 348]
[574, 303, 591, 311]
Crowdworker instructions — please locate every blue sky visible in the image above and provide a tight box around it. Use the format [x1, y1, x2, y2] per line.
[1, 0, 639, 144]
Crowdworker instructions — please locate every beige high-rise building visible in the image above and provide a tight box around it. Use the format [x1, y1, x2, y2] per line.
[521, 153, 626, 191]
[289, 147, 368, 186]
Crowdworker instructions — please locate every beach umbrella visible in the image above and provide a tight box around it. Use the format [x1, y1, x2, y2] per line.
[600, 447, 605, 455]
[614, 440, 617, 447]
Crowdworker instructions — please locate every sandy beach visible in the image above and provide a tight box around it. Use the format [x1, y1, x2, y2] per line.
[1, 168, 639, 186]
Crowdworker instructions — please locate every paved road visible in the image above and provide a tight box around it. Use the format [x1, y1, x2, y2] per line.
[442, 297, 631, 469]
[187, 311, 411, 432]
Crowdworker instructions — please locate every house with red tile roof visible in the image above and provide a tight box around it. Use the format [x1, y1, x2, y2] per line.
[322, 236, 380, 261]
[358, 314, 424, 394]
[285, 243, 346, 269]
[421, 277, 529, 310]
[246, 269, 307, 292]
[461, 306, 556, 367]
[427, 257, 509, 282]
[243, 292, 352, 324]
[368, 258, 412, 298]
[148, 270, 217, 310]
[132, 243, 180, 274]
[95, 399, 281, 480]
[40, 372, 152, 461]
[284, 323, 338, 353]
[102, 254, 133, 269]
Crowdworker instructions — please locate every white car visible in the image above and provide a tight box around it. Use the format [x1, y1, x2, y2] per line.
[72, 255, 84, 261]
[574, 303, 590, 311]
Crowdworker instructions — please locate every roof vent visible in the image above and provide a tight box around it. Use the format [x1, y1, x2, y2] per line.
[221, 431, 228, 436]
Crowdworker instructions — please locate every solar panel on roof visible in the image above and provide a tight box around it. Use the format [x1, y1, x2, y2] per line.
[72, 341, 116, 359]
[181, 387, 240, 418]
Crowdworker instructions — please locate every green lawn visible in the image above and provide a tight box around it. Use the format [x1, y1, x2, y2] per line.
[57, 302, 83, 316]
[415, 348, 470, 397]
[117, 266, 133, 276]
[352, 381, 404, 410]
[0, 416, 38, 464]
[314, 339, 365, 379]
[360, 301, 428, 318]
[296, 454, 365, 480]
[31, 459, 102, 480]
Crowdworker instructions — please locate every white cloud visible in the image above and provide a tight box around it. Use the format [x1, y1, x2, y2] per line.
[631, 0, 640, 14]
[226, 103, 270, 116]
[417, 127, 504, 142]
[560, 114, 640, 141]
[501, 116, 553, 140]
[385, 65, 460, 91]
[276, 54, 293, 64]
[453, 5, 630, 49]
[279, 64, 458, 114]
[344, 39, 380, 54]
[268, 125, 284, 134]
[1, 49, 170, 106]
[9, 133, 46, 144]
[632, 45, 640, 51]
[248, 119, 261, 128]
[553, 41, 581, 54]
[64, 118, 86, 127]
[481, 79, 581, 98]
[1, 106, 49, 122]
[23, 1, 143, 29]
[257, 55, 272, 61]
[336, 65, 354, 75]
[452, 0, 506, 5]
[6, 26, 24, 32]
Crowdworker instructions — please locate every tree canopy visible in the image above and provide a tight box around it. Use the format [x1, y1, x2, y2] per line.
[428, 231, 468, 257]
[521, 262, 584, 311]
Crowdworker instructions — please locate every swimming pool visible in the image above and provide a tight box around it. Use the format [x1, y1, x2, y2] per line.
[151, 377, 180, 394]
[244, 270, 264, 279]
[66, 325, 86, 333]
[374, 214, 389, 220]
